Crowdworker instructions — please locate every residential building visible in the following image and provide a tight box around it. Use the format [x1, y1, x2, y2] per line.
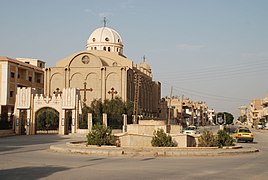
[164, 96, 211, 126]
[0, 56, 45, 129]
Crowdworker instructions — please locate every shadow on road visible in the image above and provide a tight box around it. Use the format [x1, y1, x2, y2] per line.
[0, 135, 71, 153]
[0, 166, 69, 180]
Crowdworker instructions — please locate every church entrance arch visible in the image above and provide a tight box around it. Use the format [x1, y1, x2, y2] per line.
[35, 107, 59, 134]
[14, 87, 82, 135]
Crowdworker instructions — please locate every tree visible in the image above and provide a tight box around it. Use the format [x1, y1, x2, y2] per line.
[36, 108, 59, 131]
[103, 97, 134, 128]
[88, 99, 103, 124]
[87, 123, 115, 146]
[217, 130, 234, 147]
[82, 98, 134, 128]
[103, 97, 126, 128]
[79, 106, 90, 129]
[151, 129, 177, 147]
[198, 130, 234, 148]
[198, 130, 218, 147]
[223, 112, 234, 125]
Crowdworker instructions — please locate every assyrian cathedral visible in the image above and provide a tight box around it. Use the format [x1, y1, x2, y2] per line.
[44, 24, 161, 118]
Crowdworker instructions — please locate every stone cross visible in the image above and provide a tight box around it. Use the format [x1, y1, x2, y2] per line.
[108, 87, 117, 100]
[81, 82, 93, 103]
[53, 88, 62, 96]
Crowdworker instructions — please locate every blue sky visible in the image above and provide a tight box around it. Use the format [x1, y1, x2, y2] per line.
[1, 0, 268, 117]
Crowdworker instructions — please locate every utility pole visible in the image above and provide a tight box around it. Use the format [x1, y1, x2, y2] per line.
[181, 94, 184, 125]
[133, 73, 141, 124]
[167, 86, 173, 133]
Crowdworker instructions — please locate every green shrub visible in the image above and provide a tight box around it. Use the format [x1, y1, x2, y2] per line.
[198, 130, 218, 147]
[217, 129, 234, 148]
[87, 123, 115, 146]
[151, 129, 177, 147]
[198, 130, 234, 148]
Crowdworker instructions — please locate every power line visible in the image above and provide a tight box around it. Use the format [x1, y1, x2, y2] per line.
[162, 82, 250, 103]
[156, 59, 268, 82]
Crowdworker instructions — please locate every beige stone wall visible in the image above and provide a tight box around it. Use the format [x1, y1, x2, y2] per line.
[118, 133, 195, 147]
[127, 124, 167, 136]
[127, 122, 182, 135]
[139, 120, 166, 125]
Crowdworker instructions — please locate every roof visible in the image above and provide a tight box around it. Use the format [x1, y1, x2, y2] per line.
[0, 56, 44, 71]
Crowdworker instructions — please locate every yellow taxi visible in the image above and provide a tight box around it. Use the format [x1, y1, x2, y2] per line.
[232, 127, 254, 143]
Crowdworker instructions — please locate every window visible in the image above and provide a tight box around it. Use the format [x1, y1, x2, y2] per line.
[81, 55, 90, 64]
[105, 37, 109, 41]
[94, 47, 97, 50]
[103, 47, 106, 51]
[25, 61, 30, 64]
[92, 38, 96, 42]
[28, 76, 32, 82]
[113, 62, 118, 66]
[108, 47, 111, 52]
[11, 72, 15, 78]
[10, 91, 14, 97]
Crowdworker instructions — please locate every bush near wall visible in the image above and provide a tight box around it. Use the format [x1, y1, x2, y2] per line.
[151, 129, 177, 147]
[87, 123, 115, 146]
[198, 130, 234, 148]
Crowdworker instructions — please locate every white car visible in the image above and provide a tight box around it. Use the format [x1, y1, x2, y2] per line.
[257, 122, 263, 129]
[183, 126, 198, 135]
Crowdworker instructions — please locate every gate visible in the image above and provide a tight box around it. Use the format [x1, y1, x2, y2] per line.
[35, 107, 59, 134]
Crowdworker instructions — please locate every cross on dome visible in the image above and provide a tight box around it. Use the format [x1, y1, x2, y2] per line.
[86, 19, 124, 55]
[103, 17, 108, 27]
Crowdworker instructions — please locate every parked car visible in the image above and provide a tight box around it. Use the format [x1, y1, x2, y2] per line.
[183, 126, 199, 135]
[257, 122, 263, 129]
[231, 127, 254, 143]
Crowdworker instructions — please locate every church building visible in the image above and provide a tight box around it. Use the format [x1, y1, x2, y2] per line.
[44, 25, 161, 118]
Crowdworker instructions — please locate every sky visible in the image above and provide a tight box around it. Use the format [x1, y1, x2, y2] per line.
[1, 0, 268, 117]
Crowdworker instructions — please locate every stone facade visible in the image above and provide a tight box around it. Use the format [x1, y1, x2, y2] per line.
[44, 26, 161, 118]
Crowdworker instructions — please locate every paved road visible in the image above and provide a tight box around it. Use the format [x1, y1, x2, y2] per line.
[0, 128, 267, 180]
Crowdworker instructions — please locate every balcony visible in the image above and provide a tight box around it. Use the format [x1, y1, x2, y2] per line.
[262, 98, 268, 106]
[263, 108, 268, 116]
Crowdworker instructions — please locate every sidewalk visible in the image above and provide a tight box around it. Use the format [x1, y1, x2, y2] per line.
[50, 141, 259, 157]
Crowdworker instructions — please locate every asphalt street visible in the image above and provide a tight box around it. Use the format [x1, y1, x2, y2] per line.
[0, 127, 267, 180]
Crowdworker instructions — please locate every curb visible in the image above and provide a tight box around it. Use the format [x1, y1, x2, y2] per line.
[49, 143, 259, 157]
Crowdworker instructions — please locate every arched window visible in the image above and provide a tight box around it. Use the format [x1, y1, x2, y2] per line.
[113, 62, 118, 66]
[108, 47, 111, 52]
[103, 47, 106, 51]
[94, 47, 97, 50]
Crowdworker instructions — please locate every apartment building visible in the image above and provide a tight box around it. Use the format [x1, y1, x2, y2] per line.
[240, 93, 268, 128]
[0, 56, 45, 129]
[164, 96, 211, 126]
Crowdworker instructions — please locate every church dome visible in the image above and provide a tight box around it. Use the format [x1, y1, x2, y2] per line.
[86, 27, 124, 55]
